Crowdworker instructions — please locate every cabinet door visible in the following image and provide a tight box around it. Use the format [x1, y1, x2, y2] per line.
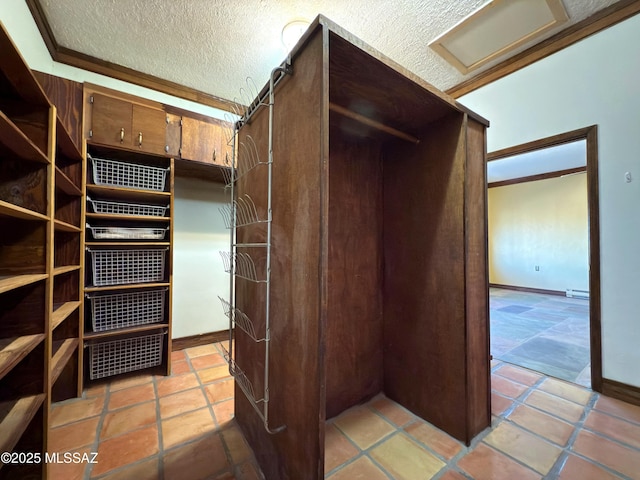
[181, 116, 217, 164]
[132, 104, 167, 156]
[89, 93, 133, 147]
[165, 113, 181, 157]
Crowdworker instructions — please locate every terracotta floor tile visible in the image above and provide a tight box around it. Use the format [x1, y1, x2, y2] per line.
[156, 372, 200, 397]
[100, 401, 157, 440]
[171, 349, 187, 362]
[324, 423, 359, 472]
[439, 470, 470, 480]
[559, 454, 622, 480]
[584, 409, 640, 449]
[573, 430, 640, 479]
[198, 365, 232, 384]
[508, 404, 574, 446]
[159, 387, 208, 419]
[484, 422, 563, 475]
[594, 395, 640, 424]
[525, 390, 585, 423]
[368, 395, 414, 426]
[538, 377, 592, 405]
[108, 383, 156, 410]
[191, 353, 226, 370]
[170, 360, 192, 375]
[50, 396, 105, 427]
[84, 383, 108, 398]
[404, 421, 463, 460]
[221, 423, 253, 464]
[235, 461, 262, 480]
[46, 446, 90, 480]
[326, 456, 389, 480]
[163, 433, 231, 479]
[49, 416, 99, 452]
[91, 425, 159, 477]
[491, 374, 529, 399]
[161, 407, 216, 450]
[93, 457, 160, 480]
[370, 432, 445, 479]
[333, 405, 396, 450]
[108, 373, 153, 392]
[186, 344, 219, 358]
[495, 364, 543, 386]
[205, 378, 235, 404]
[458, 443, 541, 480]
[213, 398, 235, 426]
[491, 392, 513, 416]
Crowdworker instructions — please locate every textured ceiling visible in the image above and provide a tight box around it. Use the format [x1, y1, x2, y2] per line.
[38, 0, 619, 105]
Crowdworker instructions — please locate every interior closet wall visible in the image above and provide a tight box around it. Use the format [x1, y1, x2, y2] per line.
[172, 177, 229, 338]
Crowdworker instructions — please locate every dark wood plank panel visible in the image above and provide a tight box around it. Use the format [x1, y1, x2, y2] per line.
[33, 71, 83, 150]
[382, 112, 470, 442]
[234, 29, 325, 480]
[463, 117, 490, 442]
[325, 132, 383, 418]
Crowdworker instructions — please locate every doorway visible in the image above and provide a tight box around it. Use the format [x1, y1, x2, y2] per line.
[487, 126, 602, 391]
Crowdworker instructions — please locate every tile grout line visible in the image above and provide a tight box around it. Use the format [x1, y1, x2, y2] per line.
[84, 381, 111, 480]
[151, 373, 165, 480]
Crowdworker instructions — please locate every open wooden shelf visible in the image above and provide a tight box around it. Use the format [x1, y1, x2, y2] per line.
[84, 323, 169, 340]
[0, 200, 49, 222]
[51, 339, 79, 385]
[56, 116, 82, 162]
[0, 394, 45, 456]
[54, 219, 81, 232]
[0, 111, 49, 165]
[0, 274, 47, 295]
[55, 166, 82, 197]
[51, 301, 81, 331]
[53, 265, 80, 276]
[0, 334, 46, 381]
[86, 184, 171, 202]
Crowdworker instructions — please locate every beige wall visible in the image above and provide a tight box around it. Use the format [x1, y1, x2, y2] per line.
[489, 173, 588, 292]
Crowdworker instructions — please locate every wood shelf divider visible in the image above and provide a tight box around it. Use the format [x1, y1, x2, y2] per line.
[83, 323, 169, 340]
[0, 394, 46, 456]
[0, 274, 48, 295]
[0, 334, 46, 380]
[0, 200, 49, 222]
[52, 265, 80, 276]
[51, 301, 81, 331]
[84, 282, 170, 293]
[54, 219, 81, 232]
[0, 111, 49, 164]
[54, 167, 82, 196]
[50, 339, 79, 385]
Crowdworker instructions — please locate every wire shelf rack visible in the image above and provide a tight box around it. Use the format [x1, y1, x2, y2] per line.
[88, 248, 168, 286]
[219, 251, 265, 283]
[219, 194, 267, 229]
[88, 332, 164, 379]
[87, 224, 169, 240]
[91, 156, 169, 192]
[88, 289, 167, 332]
[87, 196, 169, 217]
[218, 296, 263, 342]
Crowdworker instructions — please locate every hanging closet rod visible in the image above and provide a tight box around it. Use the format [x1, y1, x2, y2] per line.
[329, 103, 420, 144]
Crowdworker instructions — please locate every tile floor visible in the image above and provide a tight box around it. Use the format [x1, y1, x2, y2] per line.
[489, 288, 591, 387]
[49, 342, 640, 479]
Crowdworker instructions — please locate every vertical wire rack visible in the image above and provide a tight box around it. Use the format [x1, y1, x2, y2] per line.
[219, 64, 292, 434]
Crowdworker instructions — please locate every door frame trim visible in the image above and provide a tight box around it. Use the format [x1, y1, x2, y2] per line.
[487, 125, 602, 391]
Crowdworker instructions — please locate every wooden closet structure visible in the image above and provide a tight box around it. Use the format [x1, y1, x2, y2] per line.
[230, 16, 490, 479]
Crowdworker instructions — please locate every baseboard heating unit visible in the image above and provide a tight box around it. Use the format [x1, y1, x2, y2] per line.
[566, 289, 589, 299]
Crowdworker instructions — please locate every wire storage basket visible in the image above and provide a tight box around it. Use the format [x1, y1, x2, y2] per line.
[87, 223, 169, 240]
[88, 332, 164, 379]
[88, 248, 168, 286]
[87, 197, 169, 218]
[88, 289, 167, 332]
[91, 155, 168, 191]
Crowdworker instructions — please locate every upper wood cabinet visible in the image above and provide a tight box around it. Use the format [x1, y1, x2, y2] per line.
[86, 90, 167, 156]
[179, 115, 232, 167]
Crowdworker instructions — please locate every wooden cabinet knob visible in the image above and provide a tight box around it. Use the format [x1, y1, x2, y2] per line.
[212, 149, 217, 163]
[120, 127, 125, 143]
[138, 132, 143, 146]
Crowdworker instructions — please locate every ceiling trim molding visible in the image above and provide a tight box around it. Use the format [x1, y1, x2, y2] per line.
[25, 0, 239, 112]
[488, 166, 585, 188]
[447, 0, 640, 98]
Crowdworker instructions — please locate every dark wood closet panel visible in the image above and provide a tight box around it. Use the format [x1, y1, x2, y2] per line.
[229, 15, 490, 479]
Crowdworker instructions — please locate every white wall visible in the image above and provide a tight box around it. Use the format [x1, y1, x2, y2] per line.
[172, 178, 230, 338]
[460, 14, 640, 387]
[0, 3, 231, 340]
[488, 174, 588, 291]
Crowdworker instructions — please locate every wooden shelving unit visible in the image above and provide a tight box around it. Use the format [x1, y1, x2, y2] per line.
[83, 144, 173, 384]
[1, 21, 84, 478]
